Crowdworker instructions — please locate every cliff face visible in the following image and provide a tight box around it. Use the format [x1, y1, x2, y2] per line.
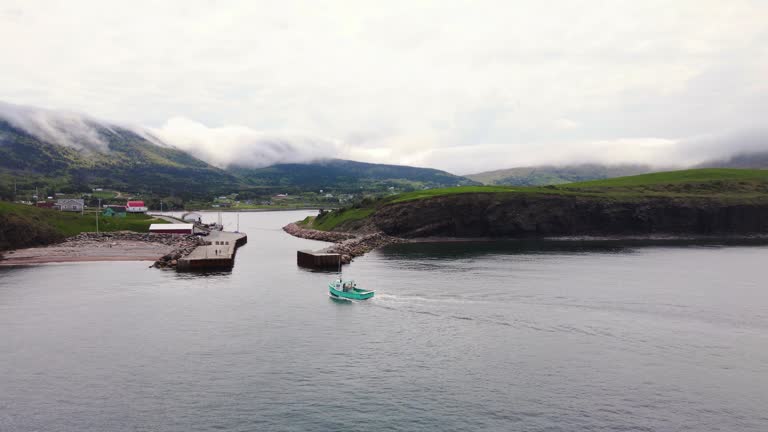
[368, 193, 768, 238]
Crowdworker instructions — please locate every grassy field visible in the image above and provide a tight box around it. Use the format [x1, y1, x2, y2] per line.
[306, 168, 768, 232]
[386, 169, 768, 203]
[561, 168, 768, 189]
[90, 190, 118, 199]
[309, 208, 374, 231]
[385, 185, 548, 203]
[0, 201, 168, 250]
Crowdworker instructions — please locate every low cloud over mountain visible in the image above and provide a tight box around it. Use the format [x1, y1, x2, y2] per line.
[151, 117, 339, 169]
[0, 101, 113, 153]
[0, 101, 339, 169]
[2, 100, 767, 173]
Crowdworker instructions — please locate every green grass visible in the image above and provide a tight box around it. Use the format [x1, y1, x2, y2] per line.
[311, 208, 374, 231]
[386, 169, 768, 203]
[91, 190, 118, 199]
[561, 168, 768, 189]
[386, 185, 547, 203]
[289, 168, 768, 233]
[0, 201, 167, 237]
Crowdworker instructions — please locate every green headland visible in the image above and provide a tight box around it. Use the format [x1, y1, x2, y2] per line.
[302, 169, 768, 236]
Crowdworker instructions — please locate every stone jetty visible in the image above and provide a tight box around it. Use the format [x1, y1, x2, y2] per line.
[322, 232, 406, 263]
[174, 231, 248, 271]
[282, 223, 356, 242]
[283, 223, 405, 265]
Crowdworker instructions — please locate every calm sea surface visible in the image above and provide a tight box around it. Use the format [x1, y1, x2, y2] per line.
[1, 211, 767, 431]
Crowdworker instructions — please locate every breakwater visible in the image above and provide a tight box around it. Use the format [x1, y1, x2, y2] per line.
[323, 232, 405, 263]
[175, 231, 248, 271]
[282, 222, 356, 242]
[283, 223, 404, 264]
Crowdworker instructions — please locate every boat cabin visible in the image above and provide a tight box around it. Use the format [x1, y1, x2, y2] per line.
[334, 279, 357, 292]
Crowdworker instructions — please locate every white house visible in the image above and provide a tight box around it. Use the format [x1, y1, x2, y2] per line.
[57, 199, 84, 212]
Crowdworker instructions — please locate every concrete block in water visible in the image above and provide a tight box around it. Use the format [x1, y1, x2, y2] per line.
[297, 250, 341, 269]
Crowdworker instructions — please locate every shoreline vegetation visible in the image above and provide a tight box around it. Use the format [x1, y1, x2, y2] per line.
[282, 169, 768, 259]
[0, 201, 169, 252]
[5, 168, 768, 265]
[0, 202, 185, 265]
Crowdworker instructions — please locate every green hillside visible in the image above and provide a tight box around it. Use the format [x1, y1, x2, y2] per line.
[233, 159, 478, 192]
[307, 168, 768, 231]
[394, 168, 768, 201]
[0, 201, 167, 251]
[0, 117, 477, 201]
[560, 168, 768, 193]
[466, 164, 653, 186]
[0, 120, 242, 198]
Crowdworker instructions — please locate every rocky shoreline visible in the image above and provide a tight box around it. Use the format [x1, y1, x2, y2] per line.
[148, 235, 206, 269]
[68, 232, 207, 269]
[323, 232, 406, 263]
[282, 223, 357, 242]
[283, 223, 405, 263]
[1, 232, 204, 267]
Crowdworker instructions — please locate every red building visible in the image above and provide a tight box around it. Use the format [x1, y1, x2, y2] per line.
[126, 201, 148, 213]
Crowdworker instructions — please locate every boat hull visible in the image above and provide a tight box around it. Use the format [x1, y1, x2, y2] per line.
[329, 284, 375, 300]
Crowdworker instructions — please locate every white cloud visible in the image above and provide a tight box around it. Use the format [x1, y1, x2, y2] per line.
[151, 117, 339, 168]
[0, 0, 767, 172]
[0, 101, 111, 153]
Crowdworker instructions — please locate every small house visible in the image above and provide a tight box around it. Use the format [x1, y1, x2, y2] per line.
[126, 201, 148, 213]
[149, 224, 194, 235]
[57, 199, 84, 212]
[34, 201, 55, 209]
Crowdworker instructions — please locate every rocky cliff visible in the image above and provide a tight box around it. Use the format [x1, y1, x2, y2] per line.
[364, 193, 768, 238]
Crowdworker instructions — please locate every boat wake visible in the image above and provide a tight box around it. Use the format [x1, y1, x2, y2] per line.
[374, 293, 490, 305]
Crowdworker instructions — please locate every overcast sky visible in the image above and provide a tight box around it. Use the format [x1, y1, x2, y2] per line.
[1, 0, 767, 173]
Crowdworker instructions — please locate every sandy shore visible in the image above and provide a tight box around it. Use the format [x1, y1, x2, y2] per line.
[0, 240, 177, 266]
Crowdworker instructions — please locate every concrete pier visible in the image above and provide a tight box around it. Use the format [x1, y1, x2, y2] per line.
[177, 231, 248, 271]
[297, 250, 341, 269]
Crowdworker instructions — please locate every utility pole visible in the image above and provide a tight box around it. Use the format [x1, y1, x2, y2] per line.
[96, 198, 101, 234]
[160, 201, 164, 213]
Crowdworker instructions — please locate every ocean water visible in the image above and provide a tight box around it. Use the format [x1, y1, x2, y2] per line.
[1, 210, 767, 431]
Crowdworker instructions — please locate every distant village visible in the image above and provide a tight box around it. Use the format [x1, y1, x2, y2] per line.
[12, 186, 372, 214]
[33, 198, 148, 215]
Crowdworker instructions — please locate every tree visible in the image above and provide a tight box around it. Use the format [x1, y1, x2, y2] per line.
[0, 183, 13, 201]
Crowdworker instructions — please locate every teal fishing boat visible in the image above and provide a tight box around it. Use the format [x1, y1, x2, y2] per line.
[329, 279, 375, 300]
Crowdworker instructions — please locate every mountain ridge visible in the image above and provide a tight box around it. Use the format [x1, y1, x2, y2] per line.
[0, 102, 476, 199]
